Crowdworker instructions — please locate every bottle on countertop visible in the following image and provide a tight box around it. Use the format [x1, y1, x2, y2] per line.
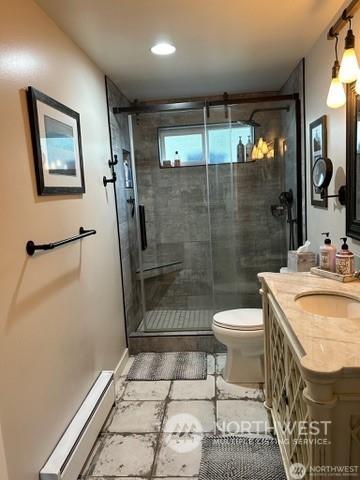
[237, 136, 245, 163]
[336, 237, 355, 276]
[319, 232, 337, 272]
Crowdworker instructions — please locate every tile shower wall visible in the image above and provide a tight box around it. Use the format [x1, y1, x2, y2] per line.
[133, 103, 289, 314]
[134, 110, 213, 312]
[106, 78, 143, 334]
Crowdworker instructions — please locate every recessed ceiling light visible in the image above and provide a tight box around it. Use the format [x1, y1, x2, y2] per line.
[151, 43, 176, 56]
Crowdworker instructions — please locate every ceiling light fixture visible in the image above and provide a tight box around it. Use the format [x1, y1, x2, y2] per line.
[339, 17, 359, 83]
[327, 34, 346, 109]
[150, 43, 176, 56]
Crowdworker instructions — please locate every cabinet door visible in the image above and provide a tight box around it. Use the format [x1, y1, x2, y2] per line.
[268, 295, 311, 475]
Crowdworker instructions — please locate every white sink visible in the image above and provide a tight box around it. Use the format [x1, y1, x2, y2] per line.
[295, 292, 360, 319]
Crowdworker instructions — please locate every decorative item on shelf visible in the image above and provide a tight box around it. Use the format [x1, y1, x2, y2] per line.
[339, 16, 359, 83]
[326, 34, 346, 109]
[27, 87, 85, 195]
[162, 160, 172, 168]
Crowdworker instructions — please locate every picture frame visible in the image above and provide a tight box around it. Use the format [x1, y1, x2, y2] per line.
[309, 115, 327, 208]
[27, 86, 85, 195]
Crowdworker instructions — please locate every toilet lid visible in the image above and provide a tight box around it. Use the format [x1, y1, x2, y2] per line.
[213, 308, 263, 331]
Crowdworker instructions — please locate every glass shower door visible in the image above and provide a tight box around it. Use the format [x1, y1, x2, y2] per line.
[130, 108, 214, 332]
[206, 102, 288, 313]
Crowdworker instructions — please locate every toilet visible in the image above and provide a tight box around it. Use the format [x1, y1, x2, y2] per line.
[212, 308, 264, 384]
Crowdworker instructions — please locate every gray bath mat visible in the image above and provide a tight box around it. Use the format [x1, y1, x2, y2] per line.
[199, 435, 286, 480]
[127, 352, 207, 380]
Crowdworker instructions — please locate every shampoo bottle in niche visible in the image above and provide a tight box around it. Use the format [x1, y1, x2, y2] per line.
[237, 136, 245, 163]
[336, 237, 355, 276]
[245, 136, 253, 162]
[319, 232, 336, 272]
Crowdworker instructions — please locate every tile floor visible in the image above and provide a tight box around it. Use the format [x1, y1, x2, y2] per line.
[80, 353, 268, 479]
[138, 310, 214, 332]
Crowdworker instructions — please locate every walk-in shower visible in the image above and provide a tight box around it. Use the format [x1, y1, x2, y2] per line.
[108, 89, 301, 339]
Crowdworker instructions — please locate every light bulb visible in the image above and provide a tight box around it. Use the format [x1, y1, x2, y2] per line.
[339, 48, 359, 82]
[339, 28, 359, 83]
[257, 148, 264, 160]
[326, 77, 346, 108]
[261, 141, 269, 155]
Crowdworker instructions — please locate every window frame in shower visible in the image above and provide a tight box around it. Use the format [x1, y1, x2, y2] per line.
[157, 122, 254, 168]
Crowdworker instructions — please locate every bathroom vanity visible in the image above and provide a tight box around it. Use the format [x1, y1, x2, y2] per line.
[259, 272, 360, 480]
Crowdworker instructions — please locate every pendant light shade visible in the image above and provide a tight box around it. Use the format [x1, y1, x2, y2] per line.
[339, 23, 359, 83]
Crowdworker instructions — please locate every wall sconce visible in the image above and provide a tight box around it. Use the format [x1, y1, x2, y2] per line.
[339, 17, 359, 83]
[327, 34, 346, 109]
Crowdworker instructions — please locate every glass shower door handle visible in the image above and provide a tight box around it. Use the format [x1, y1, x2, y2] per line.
[139, 204, 147, 251]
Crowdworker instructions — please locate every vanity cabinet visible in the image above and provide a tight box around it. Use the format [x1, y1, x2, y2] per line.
[260, 277, 360, 480]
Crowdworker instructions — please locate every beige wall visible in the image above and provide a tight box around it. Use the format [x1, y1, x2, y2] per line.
[305, 1, 360, 256]
[0, 1, 127, 479]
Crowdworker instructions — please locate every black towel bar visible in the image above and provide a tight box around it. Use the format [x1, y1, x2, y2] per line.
[26, 227, 96, 256]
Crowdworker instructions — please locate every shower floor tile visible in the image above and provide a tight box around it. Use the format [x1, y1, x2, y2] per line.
[138, 309, 214, 332]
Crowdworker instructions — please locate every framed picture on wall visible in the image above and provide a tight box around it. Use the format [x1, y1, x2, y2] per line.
[27, 86, 85, 195]
[309, 115, 327, 208]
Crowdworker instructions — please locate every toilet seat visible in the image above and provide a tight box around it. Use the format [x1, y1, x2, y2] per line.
[213, 308, 263, 331]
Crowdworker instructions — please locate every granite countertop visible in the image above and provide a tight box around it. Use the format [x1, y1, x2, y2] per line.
[258, 272, 360, 379]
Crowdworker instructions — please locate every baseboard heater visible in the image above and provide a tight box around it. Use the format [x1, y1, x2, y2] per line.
[40, 371, 115, 480]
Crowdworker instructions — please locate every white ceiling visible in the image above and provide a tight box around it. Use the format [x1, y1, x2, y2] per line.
[36, 0, 342, 100]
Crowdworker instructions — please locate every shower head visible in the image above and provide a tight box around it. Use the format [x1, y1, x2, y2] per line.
[244, 105, 291, 128]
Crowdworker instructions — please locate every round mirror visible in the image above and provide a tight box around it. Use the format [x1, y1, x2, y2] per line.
[312, 157, 333, 192]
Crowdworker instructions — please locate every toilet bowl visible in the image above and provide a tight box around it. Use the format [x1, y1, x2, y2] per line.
[212, 308, 264, 384]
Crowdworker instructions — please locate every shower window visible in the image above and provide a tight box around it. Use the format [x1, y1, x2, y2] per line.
[158, 123, 253, 167]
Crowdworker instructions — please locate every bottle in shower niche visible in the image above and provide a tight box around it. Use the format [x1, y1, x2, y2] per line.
[245, 136, 254, 162]
[237, 136, 245, 163]
[336, 237, 355, 276]
[174, 151, 181, 167]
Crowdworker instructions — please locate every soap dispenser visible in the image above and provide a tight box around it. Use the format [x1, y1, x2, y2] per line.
[319, 232, 336, 272]
[336, 237, 355, 276]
